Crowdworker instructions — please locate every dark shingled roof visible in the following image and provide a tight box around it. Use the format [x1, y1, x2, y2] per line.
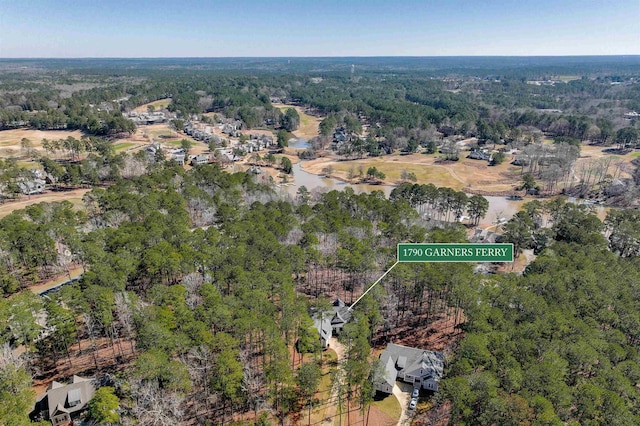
[36, 375, 96, 420]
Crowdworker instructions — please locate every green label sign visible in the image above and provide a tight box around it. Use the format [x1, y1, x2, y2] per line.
[397, 243, 514, 263]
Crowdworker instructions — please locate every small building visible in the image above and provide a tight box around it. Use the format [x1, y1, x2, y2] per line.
[190, 153, 210, 166]
[33, 375, 96, 425]
[374, 343, 444, 394]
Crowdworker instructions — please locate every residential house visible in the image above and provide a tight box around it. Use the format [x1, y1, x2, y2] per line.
[145, 142, 163, 162]
[312, 298, 353, 347]
[127, 111, 166, 125]
[329, 299, 352, 335]
[313, 316, 332, 349]
[190, 153, 210, 166]
[467, 149, 492, 161]
[469, 228, 504, 244]
[18, 178, 46, 195]
[32, 375, 96, 426]
[170, 148, 186, 165]
[374, 343, 445, 394]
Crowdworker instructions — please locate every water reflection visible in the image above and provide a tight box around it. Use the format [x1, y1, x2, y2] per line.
[283, 162, 525, 223]
[288, 138, 310, 149]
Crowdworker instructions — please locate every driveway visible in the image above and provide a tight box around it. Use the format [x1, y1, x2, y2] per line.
[393, 381, 415, 426]
[321, 337, 346, 426]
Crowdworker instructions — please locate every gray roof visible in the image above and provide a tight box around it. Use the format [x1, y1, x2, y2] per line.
[313, 316, 332, 342]
[36, 375, 96, 419]
[330, 299, 352, 326]
[378, 343, 444, 384]
[379, 355, 397, 389]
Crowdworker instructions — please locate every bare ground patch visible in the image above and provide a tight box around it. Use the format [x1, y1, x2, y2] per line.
[301, 154, 522, 192]
[133, 98, 172, 113]
[0, 188, 89, 218]
[32, 336, 137, 398]
[0, 129, 85, 158]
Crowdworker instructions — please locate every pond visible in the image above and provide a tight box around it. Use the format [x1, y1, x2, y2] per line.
[281, 162, 526, 225]
[288, 138, 310, 149]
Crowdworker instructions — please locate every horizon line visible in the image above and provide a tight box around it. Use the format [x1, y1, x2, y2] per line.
[1, 54, 640, 60]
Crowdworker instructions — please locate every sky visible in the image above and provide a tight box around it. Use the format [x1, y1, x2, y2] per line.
[0, 0, 638, 57]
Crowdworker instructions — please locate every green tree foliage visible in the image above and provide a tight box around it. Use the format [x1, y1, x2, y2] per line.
[280, 156, 293, 174]
[134, 349, 191, 392]
[365, 166, 385, 181]
[615, 126, 639, 149]
[277, 129, 290, 149]
[445, 215, 640, 425]
[0, 356, 35, 426]
[88, 386, 120, 424]
[179, 138, 193, 156]
[605, 209, 640, 257]
[297, 361, 322, 416]
[319, 115, 337, 137]
[281, 108, 300, 132]
[297, 314, 321, 354]
[520, 172, 538, 193]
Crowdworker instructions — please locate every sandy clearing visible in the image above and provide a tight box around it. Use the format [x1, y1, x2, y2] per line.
[29, 266, 84, 295]
[0, 129, 85, 159]
[0, 188, 90, 218]
[133, 98, 172, 113]
[0, 129, 84, 148]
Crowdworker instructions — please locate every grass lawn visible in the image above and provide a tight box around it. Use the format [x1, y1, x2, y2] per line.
[163, 139, 185, 147]
[630, 152, 640, 158]
[112, 142, 137, 151]
[150, 129, 175, 139]
[17, 160, 41, 170]
[557, 75, 581, 82]
[328, 157, 467, 190]
[300, 350, 338, 425]
[372, 393, 402, 421]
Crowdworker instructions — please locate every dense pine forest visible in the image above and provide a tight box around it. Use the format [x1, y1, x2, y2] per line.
[0, 57, 639, 425]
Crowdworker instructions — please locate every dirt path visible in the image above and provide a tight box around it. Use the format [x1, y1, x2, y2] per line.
[29, 266, 84, 295]
[0, 188, 90, 218]
[393, 382, 414, 426]
[322, 337, 346, 425]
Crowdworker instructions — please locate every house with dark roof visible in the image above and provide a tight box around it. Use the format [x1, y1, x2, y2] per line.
[312, 299, 353, 347]
[375, 343, 444, 394]
[329, 299, 352, 334]
[33, 375, 96, 425]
